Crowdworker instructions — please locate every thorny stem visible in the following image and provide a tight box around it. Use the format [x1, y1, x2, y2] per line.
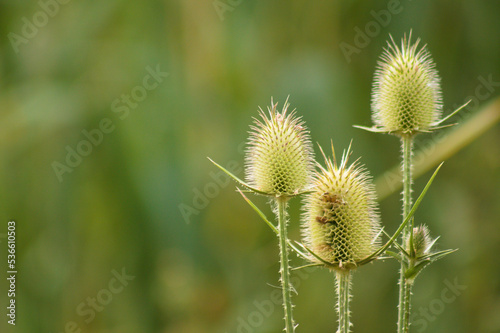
[277, 197, 295, 332]
[336, 270, 352, 333]
[397, 267, 407, 333]
[398, 135, 414, 333]
[402, 135, 414, 232]
[404, 277, 414, 332]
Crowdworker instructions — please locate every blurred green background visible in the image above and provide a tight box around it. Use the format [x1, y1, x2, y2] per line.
[0, 1, 499, 332]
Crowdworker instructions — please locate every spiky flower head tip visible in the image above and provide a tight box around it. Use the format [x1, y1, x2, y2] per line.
[371, 32, 442, 135]
[245, 98, 314, 198]
[302, 143, 381, 271]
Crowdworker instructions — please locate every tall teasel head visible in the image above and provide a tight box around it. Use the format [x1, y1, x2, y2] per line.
[302, 143, 381, 271]
[371, 32, 443, 135]
[245, 98, 315, 198]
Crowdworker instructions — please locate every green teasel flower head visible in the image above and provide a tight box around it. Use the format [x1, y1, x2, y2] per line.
[245, 98, 314, 198]
[302, 142, 381, 271]
[403, 223, 456, 283]
[407, 224, 433, 258]
[371, 32, 443, 136]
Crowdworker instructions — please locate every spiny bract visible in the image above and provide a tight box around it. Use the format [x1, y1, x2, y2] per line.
[302, 144, 381, 270]
[245, 99, 314, 197]
[371, 33, 442, 135]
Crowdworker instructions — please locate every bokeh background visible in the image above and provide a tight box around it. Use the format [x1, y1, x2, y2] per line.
[0, 1, 499, 332]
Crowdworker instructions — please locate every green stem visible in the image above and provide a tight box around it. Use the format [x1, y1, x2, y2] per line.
[397, 267, 407, 333]
[276, 197, 295, 333]
[402, 135, 414, 225]
[398, 135, 414, 333]
[404, 279, 414, 332]
[336, 270, 352, 333]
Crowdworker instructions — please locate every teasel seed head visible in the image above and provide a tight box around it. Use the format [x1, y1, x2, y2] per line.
[302, 143, 381, 271]
[245, 98, 314, 198]
[371, 32, 442, 136]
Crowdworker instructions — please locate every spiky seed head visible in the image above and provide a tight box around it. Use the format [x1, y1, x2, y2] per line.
[371, 33, 442, 135]
[302, 144, 381, 271]
[245, 98, 314, 197]
[408, 225, 433, 258]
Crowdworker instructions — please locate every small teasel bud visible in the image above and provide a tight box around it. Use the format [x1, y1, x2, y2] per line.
[245, 98, 314, 197]
[408, 224, 433, 258]
[371, 32, 442, 135]
[302, 144, 381, 270]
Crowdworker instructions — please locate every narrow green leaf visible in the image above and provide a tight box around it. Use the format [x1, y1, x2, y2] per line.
[236, 188, 310, 260]
[359, 163, 443, 265]
[432, 100, 471, 127]
[373, 227, 385, 243]
[425, 236, 440, 253]
[288, 241, 311, 260]
[382, 229, 410, 258]
[420, 248, 457, 262]
[295, 241, 332, 267]
[207, 157, 270, 195]
[426, 123, 458, 131]
[291, 263, 323, 271]
[352, 125, 390, 133]
[405, 261, 430, 280]
[236, 188, 278, 235]
[386, 250, 404, 262]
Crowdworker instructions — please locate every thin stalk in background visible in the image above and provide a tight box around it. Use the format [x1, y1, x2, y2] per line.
[277, 197, 295, 333]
